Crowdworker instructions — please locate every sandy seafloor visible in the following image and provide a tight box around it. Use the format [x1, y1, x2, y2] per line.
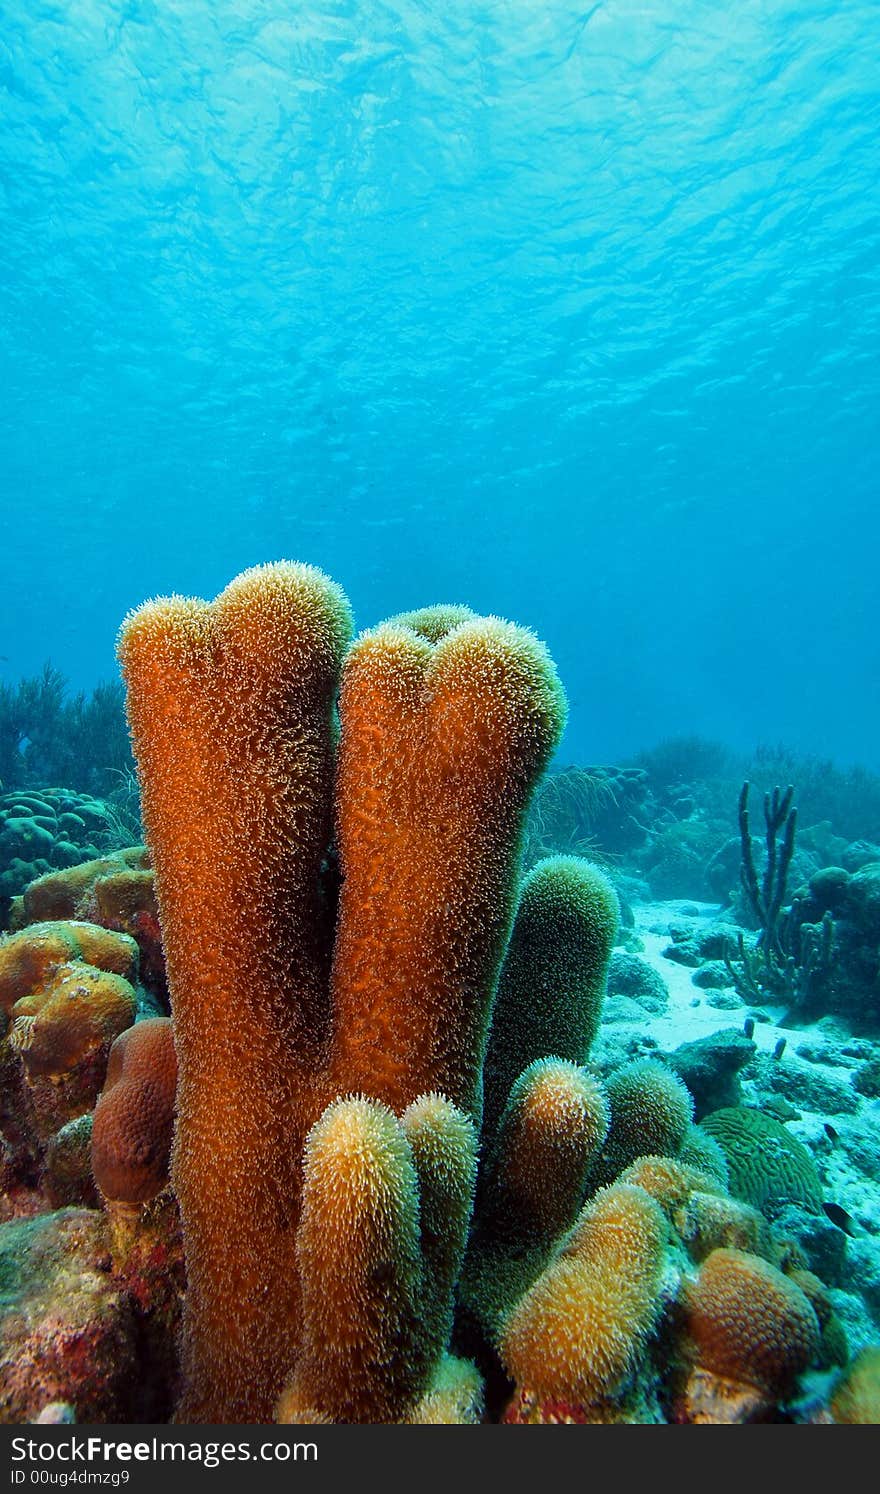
[606, 899, 880, 1356]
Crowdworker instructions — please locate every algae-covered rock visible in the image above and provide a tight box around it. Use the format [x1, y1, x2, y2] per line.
[665, 1029, 756, 1120]
[606, 951, 668, 1012]
[0, 1208, 137, 1422]
[752, 1051, 860, 1117]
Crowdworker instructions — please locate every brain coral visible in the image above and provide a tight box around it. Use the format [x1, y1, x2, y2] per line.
[0, 921, 138, 1014]
[91, 1018, 177, 1206]
[684, 1247, 820, 1397]
[698, 1107, 822, 1215]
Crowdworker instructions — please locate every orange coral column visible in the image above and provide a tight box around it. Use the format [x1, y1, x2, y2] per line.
[117, 563, 352, 1423]
[328, 609, 567, 1118]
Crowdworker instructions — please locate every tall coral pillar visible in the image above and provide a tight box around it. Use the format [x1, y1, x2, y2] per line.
[118, 563, 352, 1422]
[329, 609, 567, 1118]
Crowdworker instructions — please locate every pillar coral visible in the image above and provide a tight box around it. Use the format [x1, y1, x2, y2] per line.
[499, 1181, 668, 1411]
[460, 1058, 610, 1340]
[117, 563, 566, 1423]
[481, 857, 618, 1145]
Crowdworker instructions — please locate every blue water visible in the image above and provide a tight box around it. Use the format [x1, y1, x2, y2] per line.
[1, 1, 878, 768]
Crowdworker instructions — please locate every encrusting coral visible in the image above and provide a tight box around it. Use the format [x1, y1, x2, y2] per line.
[117, 563, 567, 1423]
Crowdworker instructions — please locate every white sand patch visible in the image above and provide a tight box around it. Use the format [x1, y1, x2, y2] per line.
[620, 898, 880, 1338]
[630, 900, 788, 1053]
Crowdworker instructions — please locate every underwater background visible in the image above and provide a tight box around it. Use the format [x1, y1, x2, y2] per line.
[2, 0, 880, 1432]
[1, 0, 879, 766]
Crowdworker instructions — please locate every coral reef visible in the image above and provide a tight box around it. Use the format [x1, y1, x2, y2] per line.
[12, 850, 165, 1011]
[2, 560, 879, 1429]
[0, 788, 137, 918]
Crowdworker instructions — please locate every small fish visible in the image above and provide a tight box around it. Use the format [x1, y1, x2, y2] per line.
[743, 1017, 755, 1040]
[772, 1037, 787, 1060]
[823, 1202, 858, 1237]
[824, 1122, 839, 1144]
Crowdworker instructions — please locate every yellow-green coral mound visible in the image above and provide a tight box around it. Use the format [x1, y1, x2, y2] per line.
[499, 1181, 668, 1408]
[0, 921, 139, 1013]
[18, 850, 150, 927]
